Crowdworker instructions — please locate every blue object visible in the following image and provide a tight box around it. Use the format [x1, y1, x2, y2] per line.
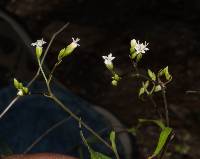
[0, 82, 125, 158]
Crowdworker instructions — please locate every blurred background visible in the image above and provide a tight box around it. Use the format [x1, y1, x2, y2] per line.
[0, 0, 200, 158]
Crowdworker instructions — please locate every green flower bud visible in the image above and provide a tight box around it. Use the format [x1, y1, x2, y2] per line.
[58, 38, 80, 61]
[102, 53, 115, 71]
[112, 80, 118, 86]
[31, 39, 46, 59]
[36, 47, 43, 59]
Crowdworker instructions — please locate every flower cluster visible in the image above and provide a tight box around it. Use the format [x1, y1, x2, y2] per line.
[131, 39, 149, 54]
[130, 39, 149, 62]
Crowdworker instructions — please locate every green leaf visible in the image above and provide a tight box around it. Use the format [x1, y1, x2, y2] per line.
[154, 85, 162, 92]
[139, 81, 150, 96]
[110, 131, 118, 155]
[13, 78, 23, 89]
[149, 127, 172, 159]
[127, 127, 137, 136]
[158, 66, 172, 81]
[22, 87, 29, 94]
[90, 149, 112, 159]
[148, 69, 156, 81]
[58, 48, 66, 61]
[139, 87, 145, 97]
[13, 78, 19, 89]
[80, 130, 111, 159]
[158, 68, 164, 77]
[138, 119, 165, 130]
[163, 66, 172, 81]
[144, 80, 149, 89]
[18, 82, 23, 89]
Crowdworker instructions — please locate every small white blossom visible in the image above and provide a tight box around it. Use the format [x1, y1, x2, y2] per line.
[102, 53, 115, 66]
[134, 40, 149, 54]
[17, 89, 23, 96]
[71, 37, 80, 48]
[31, 38, 46, 48]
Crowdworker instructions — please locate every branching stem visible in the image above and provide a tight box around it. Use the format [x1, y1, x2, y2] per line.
[0, 23, 69, 119]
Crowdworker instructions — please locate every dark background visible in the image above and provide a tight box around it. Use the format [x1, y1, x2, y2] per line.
[0, 0, 200, 158]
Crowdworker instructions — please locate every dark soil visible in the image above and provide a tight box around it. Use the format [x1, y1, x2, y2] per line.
[1, 0, 200, 158]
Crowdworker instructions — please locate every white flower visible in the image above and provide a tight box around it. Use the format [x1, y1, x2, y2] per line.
[17, 89, 23, 96]
[71, 37, 80, 48]
[134, 40, 149, 54]
[31, 38, 46, 48]
[102, 53, 115, 66]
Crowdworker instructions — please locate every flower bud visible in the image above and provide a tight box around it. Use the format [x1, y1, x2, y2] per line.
[36, 46, 43, 59]
[58, 38, 80, 61]
[102, 53, 115, 71]
[112, 80, 118, 86]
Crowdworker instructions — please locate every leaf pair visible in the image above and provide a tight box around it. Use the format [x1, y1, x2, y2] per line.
[80, 131, 112, 159]
[158, 66, 172, 81]
[13, 78, 29, 96]
[80, 128, 119, 159]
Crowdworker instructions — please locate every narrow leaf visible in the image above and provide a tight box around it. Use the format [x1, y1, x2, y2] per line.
[154, 85, 162, 92]
[138, 119, 165, 130]
[80, 127, 111, 159]
[110, 131, 118, 155]
[58, 48, 65, 61]
[148, 69, 156, 81]
[144, 80, 149, 89]
[13, 78, 19, 89]
[149, 127, 172, 159]
[127, 127, 137, 136]
[22, 87, 29, 94]
[139, 87, 145, 97]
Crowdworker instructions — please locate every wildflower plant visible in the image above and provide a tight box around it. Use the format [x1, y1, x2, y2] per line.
[0, 23, 174, 159]
[0, 23, 120, 159]
[102, 39, 174, 159]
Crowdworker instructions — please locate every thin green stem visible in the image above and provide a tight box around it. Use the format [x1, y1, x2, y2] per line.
[40, 23, 69, 66]
[48, 61, 62, 84]
[49, 94, 113, 151]
[113, 149, 120, 159]
[149, 95, 163, 120]
[0, 23, 70, 120]
[38, 58, 48, 84]
[0, 96, 20, 119]
[131, 61, 168, 123]
[161, 87, 169, 126]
